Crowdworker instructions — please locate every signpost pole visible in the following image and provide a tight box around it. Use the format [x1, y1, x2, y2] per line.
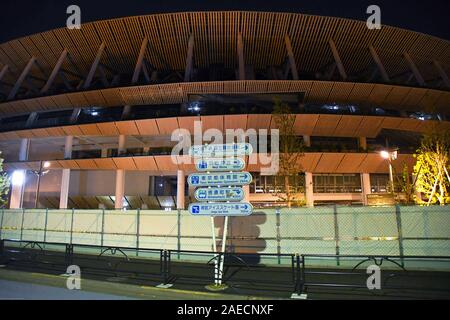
[218, 216, 229, 285]
[188, 143, 253, 290]
[210, 216, 219, 285]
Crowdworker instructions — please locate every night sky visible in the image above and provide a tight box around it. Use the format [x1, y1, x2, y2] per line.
[0, 0, 449, 43]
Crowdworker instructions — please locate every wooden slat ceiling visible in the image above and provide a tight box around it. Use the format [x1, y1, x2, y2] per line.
[3, 152, 415, 175]
[1, 114, 449, 142]
[1, 80, 449, 116]
[0, 11, 449, 115]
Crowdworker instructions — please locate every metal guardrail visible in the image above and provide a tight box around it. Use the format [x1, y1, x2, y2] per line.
[0, 239, 298, 294]
[294, 254, 450, 298]
[1, 239, 449, 298]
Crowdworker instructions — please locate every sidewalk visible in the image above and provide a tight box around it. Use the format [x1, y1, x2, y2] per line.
[0, 269, 270, 300]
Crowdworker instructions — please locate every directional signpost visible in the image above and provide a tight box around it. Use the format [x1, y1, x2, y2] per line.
[189, 143, 253, 158]
[187, 143, 253, 288]
[188, 172, 252, 187]
[195, 158, 245, 172]
[194, 187, 245, 202]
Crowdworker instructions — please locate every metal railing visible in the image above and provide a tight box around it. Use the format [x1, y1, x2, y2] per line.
[1, 239, 450, 299]
[0, 239, 297, 295]
[294, 254, 450, 299]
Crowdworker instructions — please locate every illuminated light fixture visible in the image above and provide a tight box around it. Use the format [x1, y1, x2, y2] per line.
[187, 102, 201, 112]
[43, 161, 50, 168]
[380, 150, 390, 159]
[11, 170, 25, 186]
[91, 111, 99, 116]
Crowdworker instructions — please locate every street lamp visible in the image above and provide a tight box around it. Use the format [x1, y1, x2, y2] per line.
[32, 160, 50, 208]
[11, 170, 25, 187]
[380, 150, 398, 193]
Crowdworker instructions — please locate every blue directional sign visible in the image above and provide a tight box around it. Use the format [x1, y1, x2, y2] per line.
[188, 172, 252, 187]
[188, 202, 253, 216]
[195, 158, 245, 172]
[195, 187, 244, 201]
[189, 143, 253, 157]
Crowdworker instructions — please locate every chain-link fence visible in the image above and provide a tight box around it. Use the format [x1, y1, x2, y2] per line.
[1, 206, 449, 260]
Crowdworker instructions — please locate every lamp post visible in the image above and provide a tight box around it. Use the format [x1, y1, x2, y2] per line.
[380, 150, 398, 193]
[32, 160, 50, 209]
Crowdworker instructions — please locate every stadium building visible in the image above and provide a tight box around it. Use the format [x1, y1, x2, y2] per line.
[0, 11, 449, 210]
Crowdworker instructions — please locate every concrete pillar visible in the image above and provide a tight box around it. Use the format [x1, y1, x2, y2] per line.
[359, 137, 367, 151]
[176, 170, 185, 209]
[59, 169, 71, 209]
[115, 135, 126, 209]
[19, 138, 29, 161]
[115, 169, 125, 209]
[361, 173, 371, 206]
[64, 135, 73, 159]
[305, 172, 314, 207]
[60, 135, 73, 209]
[149, 176, 155, 196]
[243, 185, 250, 202]
[303, 135, 311, 147]
[118, 135, 126, 155]
[101, 149, 108, 158]
[10, 138, 30, 209]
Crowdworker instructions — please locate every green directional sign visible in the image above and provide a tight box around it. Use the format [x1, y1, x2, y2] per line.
[189, 143, 253, 157]
[188, 202, 253, 216]
[188, 172, 252, 187]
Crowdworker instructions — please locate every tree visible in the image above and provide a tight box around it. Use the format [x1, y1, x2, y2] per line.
[271, 99, 305, 208]
[413, 128, 450, 205]
[0, 152, 10, 208]
[393, 162, 415, 204]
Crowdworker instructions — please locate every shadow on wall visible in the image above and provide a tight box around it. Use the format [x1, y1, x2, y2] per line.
[214, 211, 267, 265]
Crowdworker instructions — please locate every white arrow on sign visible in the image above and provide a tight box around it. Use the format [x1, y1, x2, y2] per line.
[188, 172, 252, 187]
[188, 202, 253, 216]
[195, 158, 245, 172]
[195, 187, 244, 201]
[189, 143, 253, 157]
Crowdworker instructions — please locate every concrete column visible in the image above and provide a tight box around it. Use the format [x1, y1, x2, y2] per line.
[60, 135, 73, 209]
[115, 135, 127, 209]
[19, 138, 29, 161]
[64, 135, 73, 159]
[115, 169, 125, 209]
[243, 185, 250, 202]
[359, 137, 367, 151]
[10, 138, 30, 209]
[149, 176, 155, 196]
[118, 135, 126, 155]
[176, 170, 186, 209]
[59, 169, 71, 209]
[361, 173, 371, 206]
[305, 172, 314, 207]
[303, 135, 311, 147]
[101, 149, 108, 158]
